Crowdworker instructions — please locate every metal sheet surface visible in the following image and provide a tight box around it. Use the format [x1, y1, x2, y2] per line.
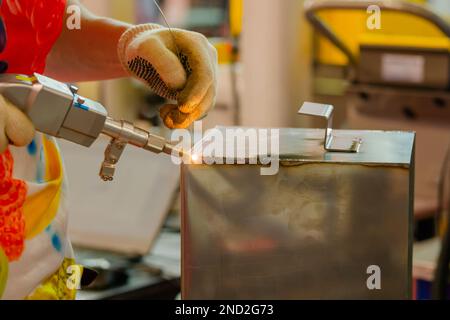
[181, 128, 415, 299]
[196, 128, 415, 165]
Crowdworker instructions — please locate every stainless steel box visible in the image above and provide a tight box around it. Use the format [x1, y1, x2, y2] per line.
[181, 111, 415, 299]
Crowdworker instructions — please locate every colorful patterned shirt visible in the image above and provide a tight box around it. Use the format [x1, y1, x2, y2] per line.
[0, 0, 79, 300]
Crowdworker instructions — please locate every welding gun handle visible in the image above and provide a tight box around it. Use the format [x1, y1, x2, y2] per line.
[0, 73, 109, 147]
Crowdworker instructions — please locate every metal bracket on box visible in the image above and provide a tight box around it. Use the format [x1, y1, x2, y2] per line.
[298, 102, 362, 153]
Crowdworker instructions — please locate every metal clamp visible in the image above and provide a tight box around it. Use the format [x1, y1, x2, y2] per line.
[299, 102, 362, 153]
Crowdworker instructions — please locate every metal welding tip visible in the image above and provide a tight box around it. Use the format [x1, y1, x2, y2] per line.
[163, 143, 186, 158]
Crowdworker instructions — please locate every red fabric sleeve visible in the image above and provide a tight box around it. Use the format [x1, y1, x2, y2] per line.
[0, 0, 67, 74]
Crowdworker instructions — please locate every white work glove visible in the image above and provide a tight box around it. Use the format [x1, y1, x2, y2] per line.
[0, 95, 35, 153]
[118, 24, 218, 129]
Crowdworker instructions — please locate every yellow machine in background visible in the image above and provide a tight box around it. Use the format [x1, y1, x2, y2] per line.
[229, 0, 243, 38]
[306, 0, 450, 224]
[316, 0, 435, 66]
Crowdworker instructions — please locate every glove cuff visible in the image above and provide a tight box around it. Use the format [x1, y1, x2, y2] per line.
[117, 23, 164, 75]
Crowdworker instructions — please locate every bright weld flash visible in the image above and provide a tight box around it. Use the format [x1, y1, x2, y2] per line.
[191, 153, 200, 162]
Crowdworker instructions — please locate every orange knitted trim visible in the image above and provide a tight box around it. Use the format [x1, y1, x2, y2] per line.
[0, 149, 27, 262]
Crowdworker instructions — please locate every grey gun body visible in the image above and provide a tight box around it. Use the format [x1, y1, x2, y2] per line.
[0, 73, 107, 147]
[0, 73, 186, 181]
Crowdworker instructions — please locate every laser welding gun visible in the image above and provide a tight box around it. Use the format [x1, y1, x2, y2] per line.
[0, 73, 186, 181]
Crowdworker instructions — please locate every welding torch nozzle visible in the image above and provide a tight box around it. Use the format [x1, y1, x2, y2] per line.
[102, 118, 186, 158]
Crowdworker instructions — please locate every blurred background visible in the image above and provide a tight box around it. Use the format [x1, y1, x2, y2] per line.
[62, 0, 450, 300]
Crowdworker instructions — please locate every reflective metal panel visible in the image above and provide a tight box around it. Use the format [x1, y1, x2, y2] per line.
[181, 128, 415, 299]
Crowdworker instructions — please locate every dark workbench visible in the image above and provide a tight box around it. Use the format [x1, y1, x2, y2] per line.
[75, 230, 181, 300]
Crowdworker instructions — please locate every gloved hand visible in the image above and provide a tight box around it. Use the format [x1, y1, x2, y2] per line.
[118, 24, 218, 129]
[0, 95, 35, 153]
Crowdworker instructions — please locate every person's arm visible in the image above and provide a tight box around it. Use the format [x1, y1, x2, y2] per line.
[46, 0, 217, 129]
[45, 0, 131, 82]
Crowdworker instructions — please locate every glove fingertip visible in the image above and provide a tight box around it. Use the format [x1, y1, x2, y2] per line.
[160, 104, 177, 119]
[163, 117, 175, 129]
[178, 103, 196, 114]
[165, 113, 192, 130]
